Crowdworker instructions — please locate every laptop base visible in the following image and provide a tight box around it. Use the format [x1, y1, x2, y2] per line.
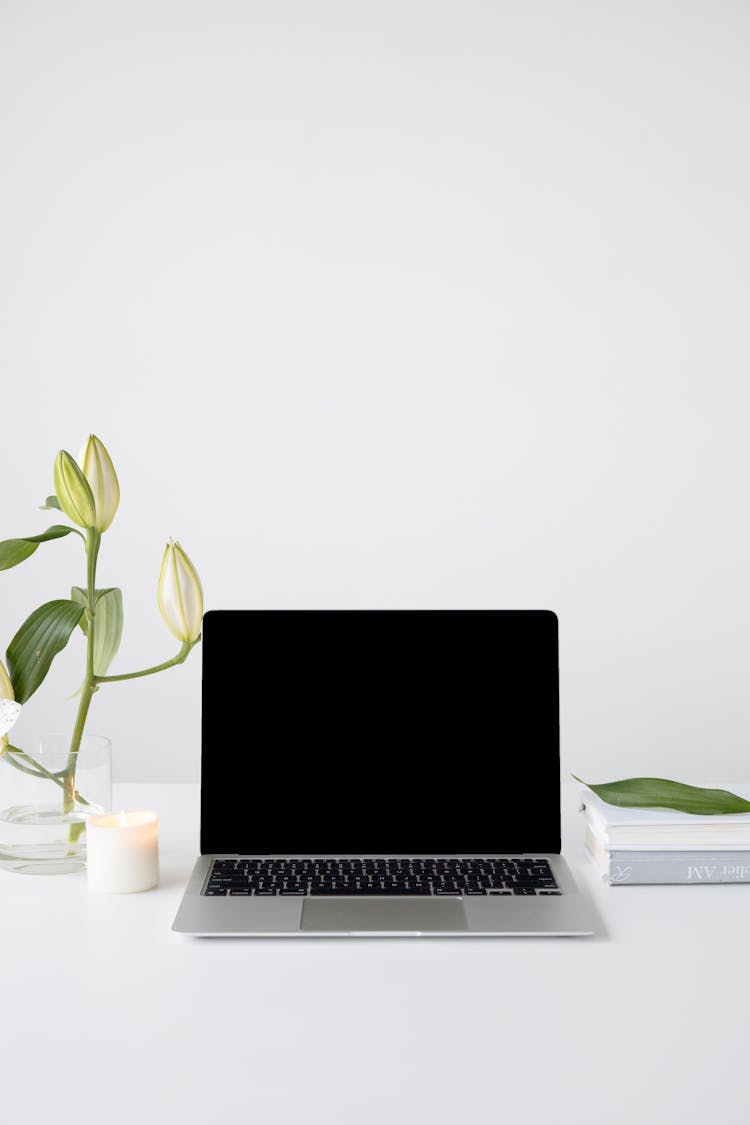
[172, 854, 595, 937]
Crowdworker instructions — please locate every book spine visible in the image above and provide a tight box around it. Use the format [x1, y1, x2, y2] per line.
[603, 854, 750, 885]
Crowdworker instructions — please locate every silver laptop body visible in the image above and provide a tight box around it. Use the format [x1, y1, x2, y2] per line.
[173, 609, 594, 938]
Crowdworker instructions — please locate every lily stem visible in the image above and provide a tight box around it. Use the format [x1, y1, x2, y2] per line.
[94, 640, 195, 683]
[62, 528, 100, 844]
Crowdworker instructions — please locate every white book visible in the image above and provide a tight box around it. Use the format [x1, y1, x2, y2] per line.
[579, 785, 750, 850]
[583, 824, 750, 884]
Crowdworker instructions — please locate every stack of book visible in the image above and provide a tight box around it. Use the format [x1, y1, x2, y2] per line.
[580, 786, 750, 884]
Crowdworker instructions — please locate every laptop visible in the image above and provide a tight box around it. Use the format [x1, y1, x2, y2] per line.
[172, 609, 595, 937]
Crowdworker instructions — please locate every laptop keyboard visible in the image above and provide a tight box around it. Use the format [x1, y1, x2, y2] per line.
[204, 857, 561, 896]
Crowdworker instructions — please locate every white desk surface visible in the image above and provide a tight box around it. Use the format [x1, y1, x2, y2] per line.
[2, 781, 747, 1125]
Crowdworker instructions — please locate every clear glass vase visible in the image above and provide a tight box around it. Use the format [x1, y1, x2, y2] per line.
[0, 734, 112, 874]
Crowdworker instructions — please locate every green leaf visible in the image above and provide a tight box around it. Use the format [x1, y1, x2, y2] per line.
[6, 599, 86, 703]
[71, 587, 124, 675]
[573, 775, 750, 816]
[39, 495, 62, 511]
[0, 525, 79, 572]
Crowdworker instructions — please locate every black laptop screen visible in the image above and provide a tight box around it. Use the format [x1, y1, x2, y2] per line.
[200, 610, 561, 856]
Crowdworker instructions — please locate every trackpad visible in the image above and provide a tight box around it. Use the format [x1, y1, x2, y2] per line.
[301, 898, 468, 933]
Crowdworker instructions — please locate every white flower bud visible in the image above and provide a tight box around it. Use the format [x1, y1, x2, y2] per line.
[157, 540, 203, 643]
[78, 434, 120, 532]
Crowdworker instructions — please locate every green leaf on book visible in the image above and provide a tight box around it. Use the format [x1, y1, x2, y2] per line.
[572, 775, 750, 816]
[0, 526, 79, 572]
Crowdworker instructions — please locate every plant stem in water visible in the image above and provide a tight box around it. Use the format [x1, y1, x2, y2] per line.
[2, 745, 90, 804]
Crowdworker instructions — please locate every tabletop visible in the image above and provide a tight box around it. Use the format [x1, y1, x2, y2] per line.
[2, 782, 747, 1125]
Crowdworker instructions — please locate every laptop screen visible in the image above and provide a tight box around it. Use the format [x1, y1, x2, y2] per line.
[200, 609, 561, 856]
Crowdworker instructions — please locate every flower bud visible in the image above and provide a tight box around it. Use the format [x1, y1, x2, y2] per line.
[157, 540, 203, 643]
[53, 450, 97, 528]
[78, 434, 120, 532]
[0, 658, 14, 702]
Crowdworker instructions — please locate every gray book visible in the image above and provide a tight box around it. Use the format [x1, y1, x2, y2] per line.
[584, 826, 750, 885]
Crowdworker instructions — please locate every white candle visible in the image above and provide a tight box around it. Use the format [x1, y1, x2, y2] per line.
[86, 810, 159, 893]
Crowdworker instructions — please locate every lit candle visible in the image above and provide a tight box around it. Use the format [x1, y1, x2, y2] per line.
[86, 810, 159, 893]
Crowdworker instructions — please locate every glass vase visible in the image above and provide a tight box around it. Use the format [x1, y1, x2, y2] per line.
[0, 733, 112, 874]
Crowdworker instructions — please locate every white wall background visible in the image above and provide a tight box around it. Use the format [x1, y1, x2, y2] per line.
[1, 0, 749, 784]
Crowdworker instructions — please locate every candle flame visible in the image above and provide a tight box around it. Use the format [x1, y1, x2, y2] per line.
[119, 810, 127, 828]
